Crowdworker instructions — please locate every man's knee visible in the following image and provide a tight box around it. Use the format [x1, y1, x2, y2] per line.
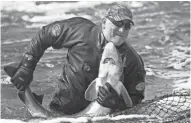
[49, 78, 73, 113]
[49, 79, 89, 114]
[49, 93, 89, 114]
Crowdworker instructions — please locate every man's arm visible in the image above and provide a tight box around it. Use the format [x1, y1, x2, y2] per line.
[27, 21, 69, 60]
[123, 60, 146, 105]
[10, 20, 78, 90]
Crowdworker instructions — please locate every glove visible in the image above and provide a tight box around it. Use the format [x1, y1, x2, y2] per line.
[96, 83, 127, 110]
[11, 53, 38, 91]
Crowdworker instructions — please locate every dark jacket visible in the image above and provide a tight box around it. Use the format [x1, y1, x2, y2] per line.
[27, 17, 146, 113]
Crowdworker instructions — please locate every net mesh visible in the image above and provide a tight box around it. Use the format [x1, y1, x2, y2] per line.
[111, 88, 191, 123]
[1, 88, 190, 123]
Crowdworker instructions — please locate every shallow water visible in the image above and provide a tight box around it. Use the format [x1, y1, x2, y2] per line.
[1, 1, 190, 122]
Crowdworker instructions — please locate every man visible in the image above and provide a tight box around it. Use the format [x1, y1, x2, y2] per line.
[11, 4, 146, 114]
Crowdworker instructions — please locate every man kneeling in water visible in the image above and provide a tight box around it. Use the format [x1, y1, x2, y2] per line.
[10, 4, 146, 114]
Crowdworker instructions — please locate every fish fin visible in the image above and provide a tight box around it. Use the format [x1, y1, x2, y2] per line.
[18, 90, 44, 105]
[115, 82, 133, 107]
[85, 79, 99, 101]
[18, 90, 26, 103]
[32, 93, 44, 105]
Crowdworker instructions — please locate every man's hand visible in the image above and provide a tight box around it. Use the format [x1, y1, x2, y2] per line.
[11, 67, 33, 91]
[96, 83, 127, 110]
[11, 53, 37, 91]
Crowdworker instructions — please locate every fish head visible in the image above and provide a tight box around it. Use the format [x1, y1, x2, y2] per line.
[98, 42, 123, 81]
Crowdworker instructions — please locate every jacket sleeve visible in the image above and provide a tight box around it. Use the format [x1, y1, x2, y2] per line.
[123, 56, 146, 105]
[26, 21, 75, 61]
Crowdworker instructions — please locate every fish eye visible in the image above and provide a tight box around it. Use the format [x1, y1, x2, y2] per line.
[103, 58, 110, 64]
[103, 58, 115, 65]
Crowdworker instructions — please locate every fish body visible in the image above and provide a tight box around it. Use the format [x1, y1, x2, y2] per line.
[4, 42, 132, 118]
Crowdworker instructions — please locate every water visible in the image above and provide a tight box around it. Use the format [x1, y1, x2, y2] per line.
[1, 1, 190, 122]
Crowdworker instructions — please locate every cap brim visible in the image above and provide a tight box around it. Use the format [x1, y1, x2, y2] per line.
[113, 16, 134, 25]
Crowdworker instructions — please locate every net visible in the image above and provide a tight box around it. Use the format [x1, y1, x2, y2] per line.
[1, 89, 190, 123]
[111, 88, 191, 123]
[42, 88, 190, 123]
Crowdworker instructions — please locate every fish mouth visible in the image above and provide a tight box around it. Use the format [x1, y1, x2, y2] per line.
[103, 57, 116, 65]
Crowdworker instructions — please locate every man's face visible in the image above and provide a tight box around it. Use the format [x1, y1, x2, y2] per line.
[102, 17, 132, 46]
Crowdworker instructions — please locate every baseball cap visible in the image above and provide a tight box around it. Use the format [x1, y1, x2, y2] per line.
[106, 4, 134, 25]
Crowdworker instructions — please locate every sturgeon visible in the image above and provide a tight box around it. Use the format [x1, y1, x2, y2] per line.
[4, 42, 132, 118]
